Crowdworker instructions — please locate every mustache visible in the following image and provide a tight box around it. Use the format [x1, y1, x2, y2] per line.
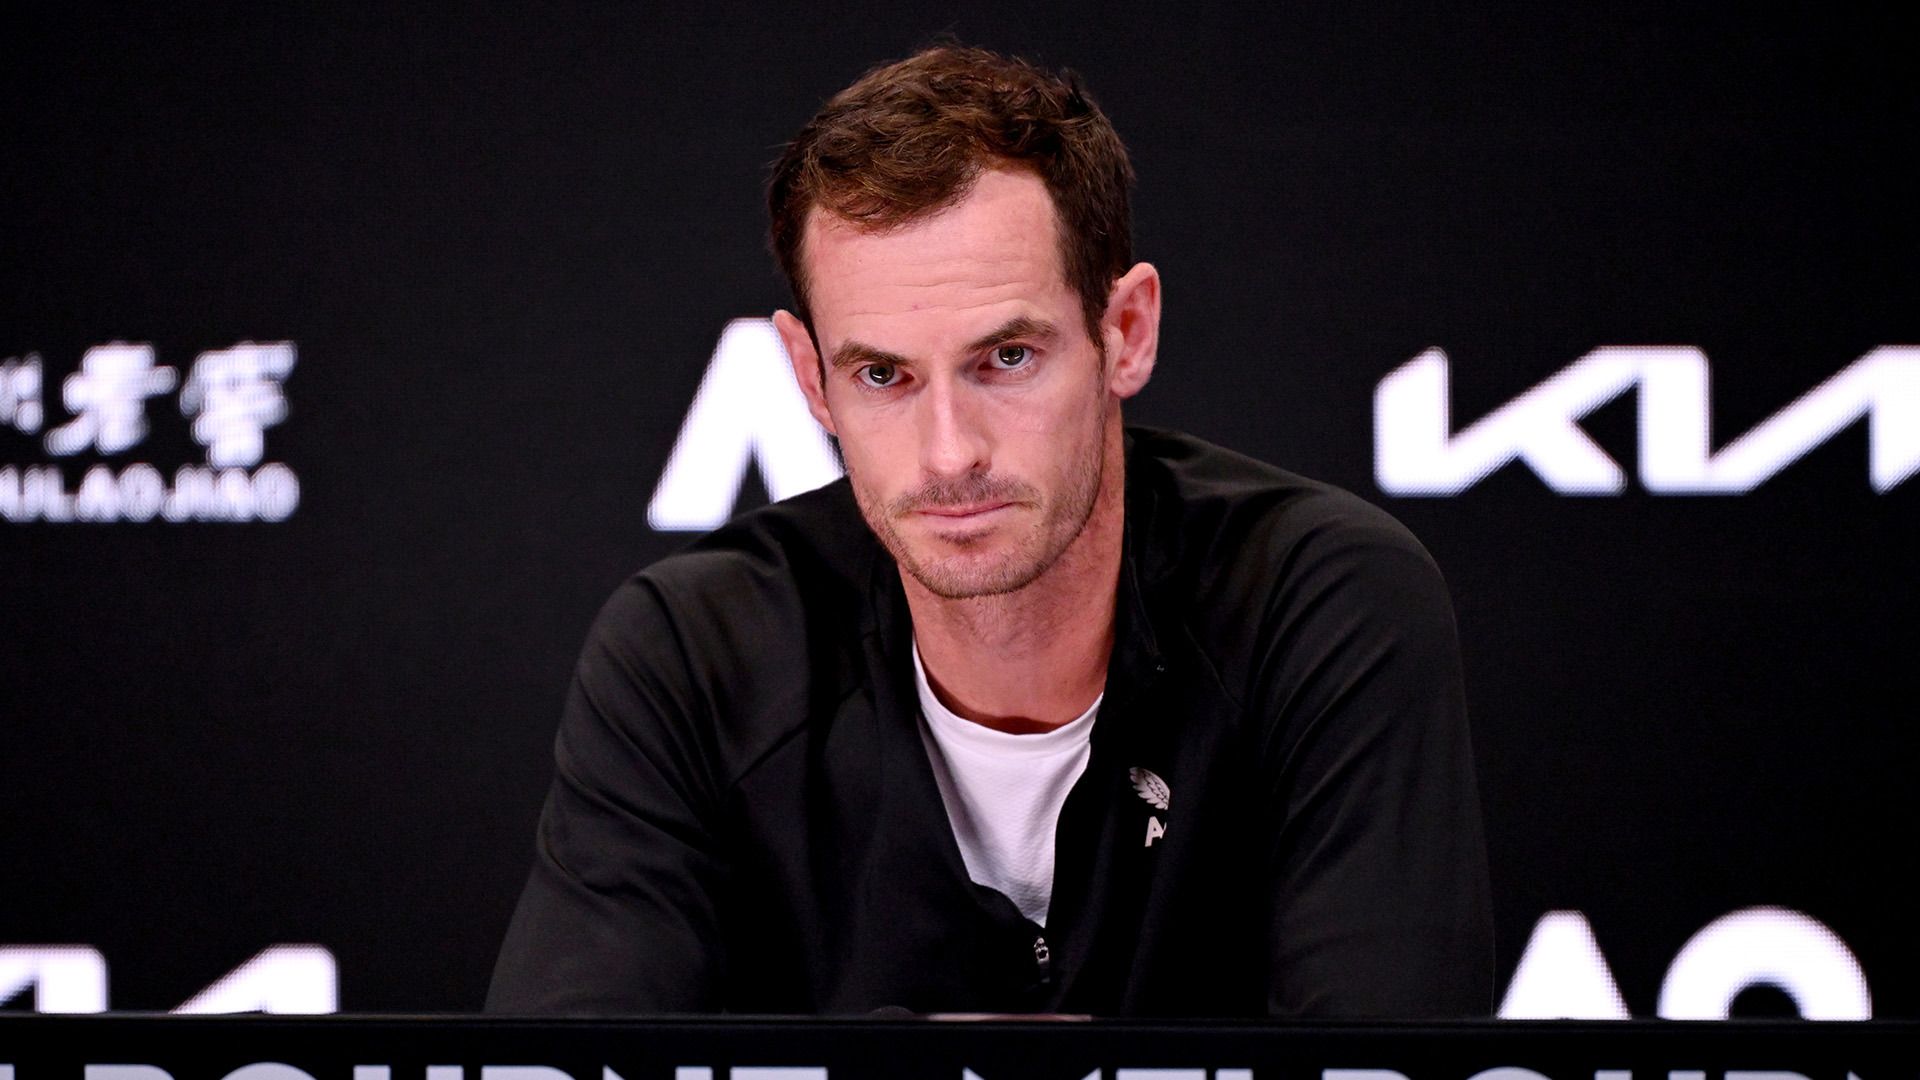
[888, 472, 1036, 516]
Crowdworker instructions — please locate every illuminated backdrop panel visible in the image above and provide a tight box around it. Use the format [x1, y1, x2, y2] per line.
[1, 5, 1914, 1016]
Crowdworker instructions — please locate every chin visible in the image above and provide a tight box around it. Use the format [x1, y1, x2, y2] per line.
[904, 545, 1052, 600]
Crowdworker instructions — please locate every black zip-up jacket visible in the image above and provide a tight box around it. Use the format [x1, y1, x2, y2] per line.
[489, 427, 1493, 1016]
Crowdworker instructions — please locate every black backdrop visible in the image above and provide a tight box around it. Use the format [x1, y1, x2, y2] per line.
[3, 4, 1915, 1016]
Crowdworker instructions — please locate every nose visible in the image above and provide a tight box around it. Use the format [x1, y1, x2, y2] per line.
[917, 376, 990, 479]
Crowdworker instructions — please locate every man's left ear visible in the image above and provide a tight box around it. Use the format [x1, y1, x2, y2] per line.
[1101, 262, 1161, 399]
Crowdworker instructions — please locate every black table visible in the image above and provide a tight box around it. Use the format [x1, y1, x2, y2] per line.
[1, 1015, 1912, 1080]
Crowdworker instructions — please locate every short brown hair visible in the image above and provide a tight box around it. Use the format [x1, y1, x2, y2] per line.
[768, 45, 1136, 344]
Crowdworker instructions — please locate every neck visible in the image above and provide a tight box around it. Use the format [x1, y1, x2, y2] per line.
[904, 423, 1126, 734]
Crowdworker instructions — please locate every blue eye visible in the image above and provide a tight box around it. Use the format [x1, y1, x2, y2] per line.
[860, 363, 899, 387]
[990, 345, 1034, 369]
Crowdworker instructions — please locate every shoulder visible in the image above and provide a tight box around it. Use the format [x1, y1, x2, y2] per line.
[1126, 427, 1458, 687]
[576, 479, 877, 774]
[1128, 426, 1443, 598]
[619, 477, 874, 627]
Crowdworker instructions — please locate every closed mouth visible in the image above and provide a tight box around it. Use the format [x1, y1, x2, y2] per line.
[917, 502, 1012, 519]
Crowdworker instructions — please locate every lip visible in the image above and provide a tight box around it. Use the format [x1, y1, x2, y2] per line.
[916, 502, 1012, 519]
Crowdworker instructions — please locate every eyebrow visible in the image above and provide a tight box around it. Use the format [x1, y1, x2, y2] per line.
[965, 316, 1059, 354]
[827, 339, 912, 372]
[826, 316, 1061, 372]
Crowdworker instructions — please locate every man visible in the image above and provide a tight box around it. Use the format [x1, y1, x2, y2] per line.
[489, 45, 1492, 1017]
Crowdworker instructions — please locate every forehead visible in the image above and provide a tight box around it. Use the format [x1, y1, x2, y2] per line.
[801, 168, 1075, 342]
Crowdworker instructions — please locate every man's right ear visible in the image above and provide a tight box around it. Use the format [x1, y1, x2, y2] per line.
[773, 309, 836, 436]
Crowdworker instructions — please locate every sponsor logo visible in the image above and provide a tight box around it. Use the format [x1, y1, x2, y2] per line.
[1129, 767, 1169, 848]
[1374, 346, 1920, 495]
[648, 319, 839, 532]
[0, 944, 335, 1014]
[1498, 906, 1869, 1020]
[1, 342, 300, 523]
[1128, 767, 1170, 810]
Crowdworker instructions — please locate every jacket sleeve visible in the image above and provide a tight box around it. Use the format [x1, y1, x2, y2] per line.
[486, 577, 729, 1013]
[1253, 511, 1494, 1017]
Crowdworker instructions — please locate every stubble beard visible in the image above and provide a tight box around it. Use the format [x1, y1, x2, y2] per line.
[852, 407, 1109, 602]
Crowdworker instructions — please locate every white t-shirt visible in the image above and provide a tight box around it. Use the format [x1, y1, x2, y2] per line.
[913, 641, 1100, 927]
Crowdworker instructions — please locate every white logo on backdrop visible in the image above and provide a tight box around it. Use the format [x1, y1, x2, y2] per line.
[42, 344, 179, 456]
[647, 318, 841, 532]
[0, 354, 45, 434]
[1498, 906, 1870, 1020]
[1375, 346, 1920, 495]
[179, 342, 296, 468]
[0, 944, 335, 1014]
[0, 342, 299, 523]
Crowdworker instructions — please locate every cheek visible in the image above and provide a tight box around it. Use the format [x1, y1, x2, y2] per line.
[1003, 365, 1104, 433]
[833, 413, 911, 490]
[999, 384, 1105, 478]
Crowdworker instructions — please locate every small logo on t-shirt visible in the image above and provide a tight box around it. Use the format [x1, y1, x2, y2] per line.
[1129, 767, 1170, 810]
[1129, 767, 1169, 848]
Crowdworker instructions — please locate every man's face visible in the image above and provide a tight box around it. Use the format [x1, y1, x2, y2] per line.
[789, 168, 1115, 600]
